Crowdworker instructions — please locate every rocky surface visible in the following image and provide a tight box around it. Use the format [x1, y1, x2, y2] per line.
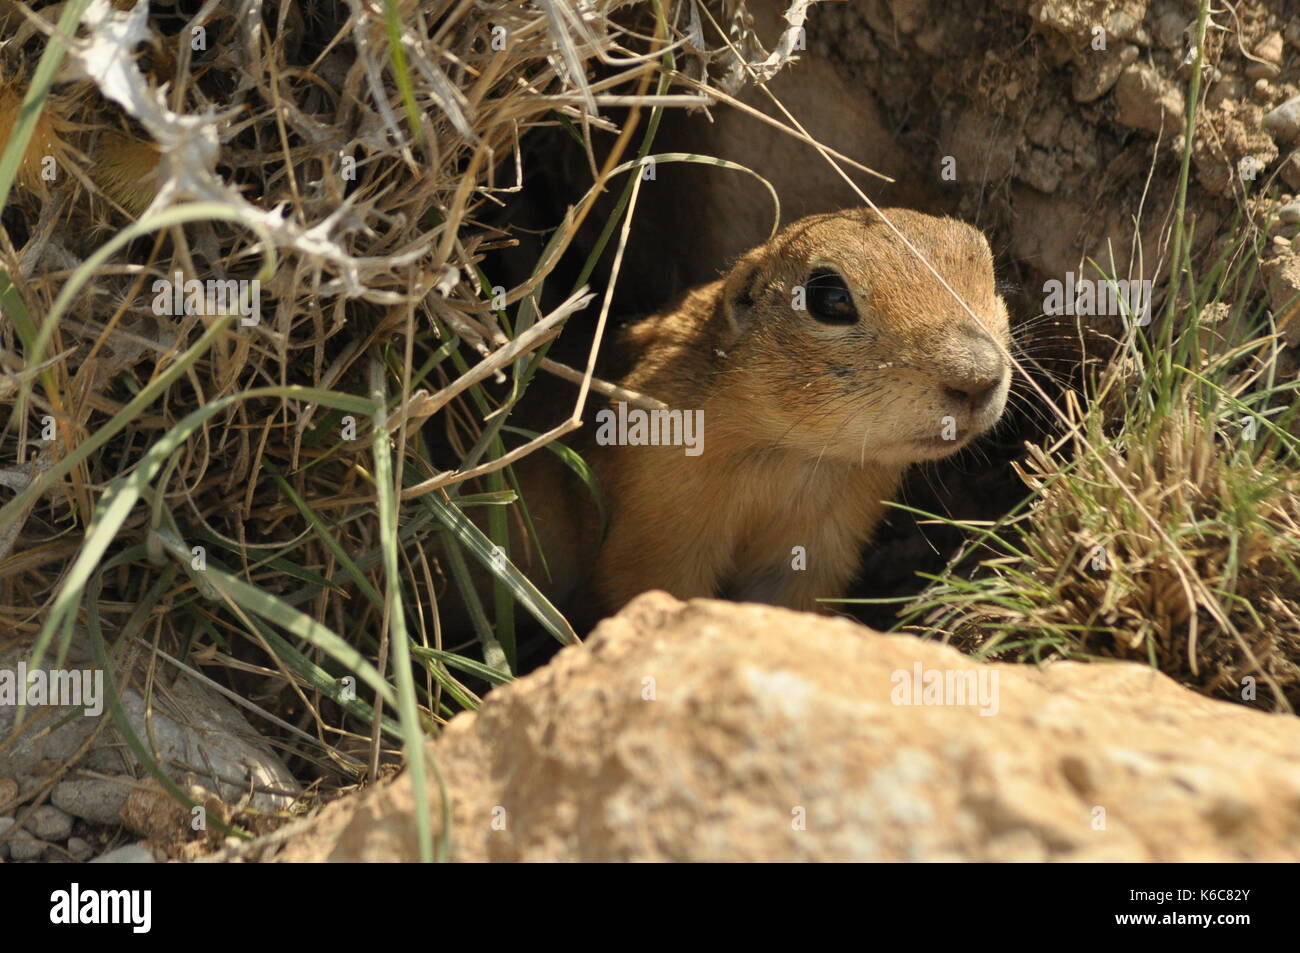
[0, 632, 299, 861]
[271, 592, 1300, 862]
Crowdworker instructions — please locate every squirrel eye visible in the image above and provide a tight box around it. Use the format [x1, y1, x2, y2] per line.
[806, 269, 858, 324]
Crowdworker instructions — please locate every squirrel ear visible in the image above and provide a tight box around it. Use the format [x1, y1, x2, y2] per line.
[719, 256, 761, 341]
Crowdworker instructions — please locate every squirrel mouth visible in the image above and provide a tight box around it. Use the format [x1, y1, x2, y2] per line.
[908, 433, 973, 457]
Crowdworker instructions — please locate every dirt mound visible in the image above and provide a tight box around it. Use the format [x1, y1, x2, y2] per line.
[813, 0, 1294, 280]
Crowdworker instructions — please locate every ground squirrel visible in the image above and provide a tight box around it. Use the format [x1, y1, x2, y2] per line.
[484, 206, 1011, 623]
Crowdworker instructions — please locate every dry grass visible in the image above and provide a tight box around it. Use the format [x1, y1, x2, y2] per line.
[899, 220, 1300, 713]
[889, 4, 1300, 714]
[5, 0, 1300, 869]
[0, 0, 790, 853]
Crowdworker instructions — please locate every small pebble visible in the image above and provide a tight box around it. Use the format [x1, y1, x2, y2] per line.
[1279, 202, 1300, 224]
[90, 842, 156, 864]
[66, 837, 94, 862]
[1209, 75, 1247, 108]
[1256, 31, 1285, 66]
[51, 778, 130, 826]
[1282, 155, 1300, 191]
[1154, 12, 1186, 49]
[24, 805, 73, 842]
[9, 831, 44, 862]
[1265, 96, 1300, 144]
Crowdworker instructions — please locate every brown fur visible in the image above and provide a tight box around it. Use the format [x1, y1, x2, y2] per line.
[488, 207, 1011, 625]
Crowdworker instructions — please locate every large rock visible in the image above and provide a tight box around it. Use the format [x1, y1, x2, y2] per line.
[274, 593, 1300, 862]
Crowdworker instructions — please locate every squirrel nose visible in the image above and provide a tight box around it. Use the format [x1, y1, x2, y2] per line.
[942, 325, 1005, 412]
[944, 378, 1000, 412]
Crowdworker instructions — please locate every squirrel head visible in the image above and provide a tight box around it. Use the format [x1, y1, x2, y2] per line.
[711, 207, 1011, 466]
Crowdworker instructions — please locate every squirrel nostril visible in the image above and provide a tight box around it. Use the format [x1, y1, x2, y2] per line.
[945, 380, 998, 410]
